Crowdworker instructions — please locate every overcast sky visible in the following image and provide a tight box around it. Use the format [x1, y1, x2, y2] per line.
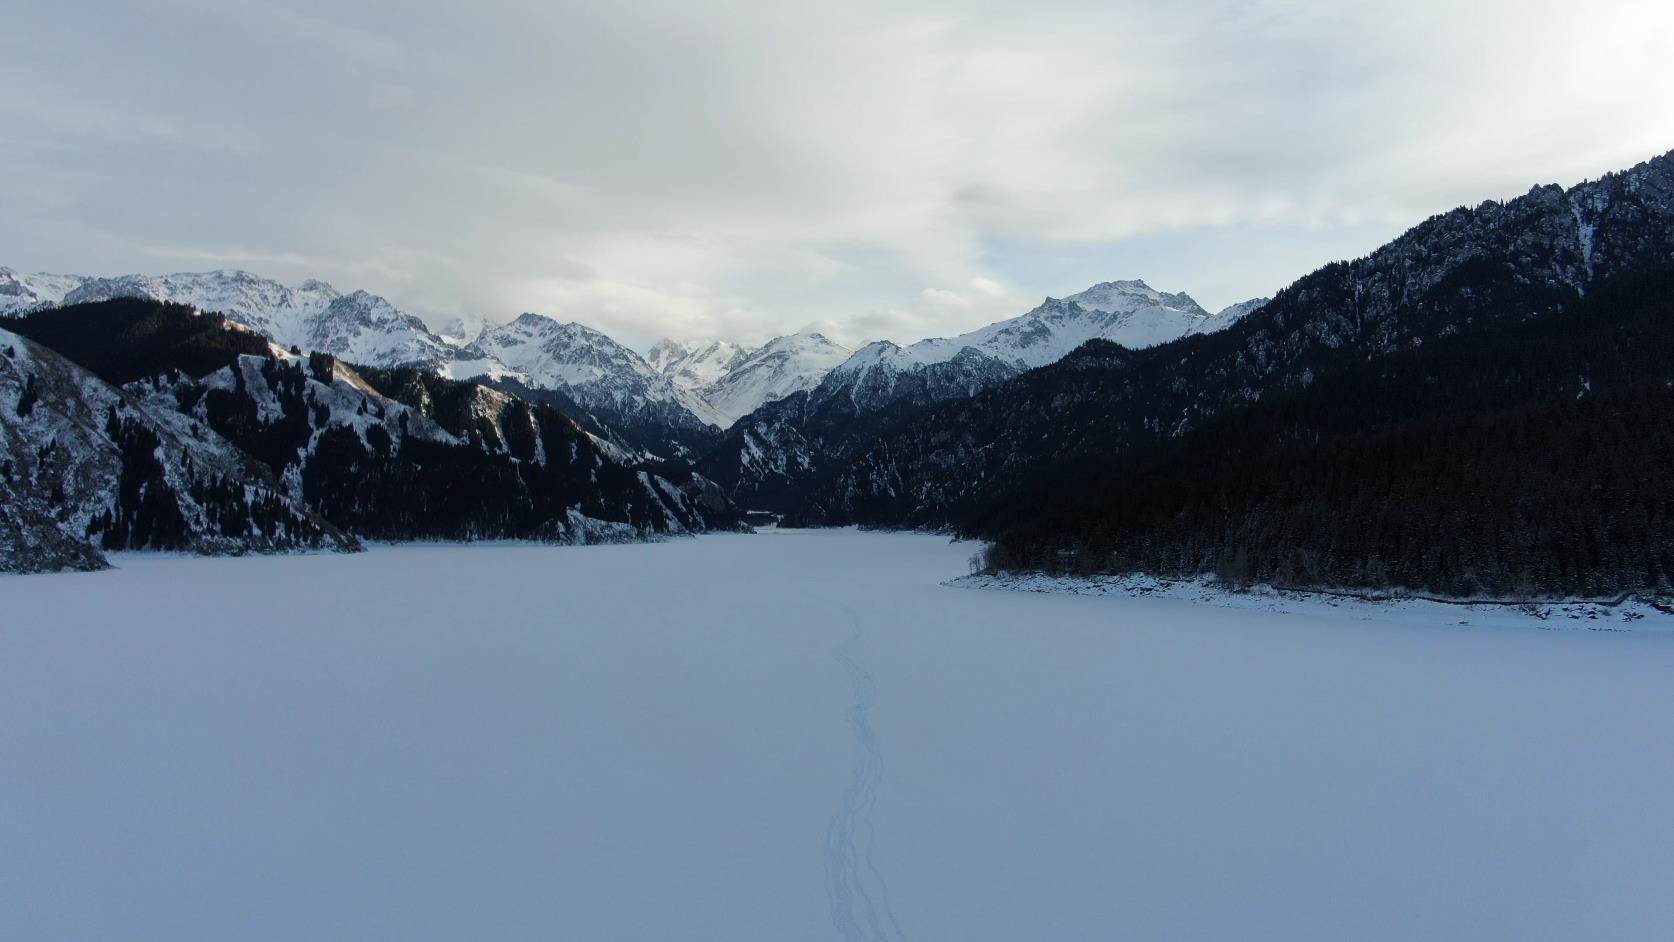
[4, 0, 1672, 349]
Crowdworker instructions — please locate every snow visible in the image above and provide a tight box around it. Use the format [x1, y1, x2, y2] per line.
[702, 331, 853, 424]
[823, 280, 1263, 398]
[1572, 199, 1598, 285]
[6, 530, 1674, 940]
[456, 314, 729, 428]
[643, 332, 852, 426]
[32, 269, 454, 370]
[647, 338, 753, 391]
[0, 268, 89, 315]
[955, 569, 1674, 629]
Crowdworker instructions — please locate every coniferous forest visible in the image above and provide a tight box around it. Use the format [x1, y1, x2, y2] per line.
[976, 267, 1674, 597]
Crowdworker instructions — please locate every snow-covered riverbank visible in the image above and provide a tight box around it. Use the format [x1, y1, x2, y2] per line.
[7, 529, 1674, 940]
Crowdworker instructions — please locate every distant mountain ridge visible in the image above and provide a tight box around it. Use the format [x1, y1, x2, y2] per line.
[698, 279, 1263, 509]
[57, 270, 457, 372]
[5, 266, 1257, 467]
[647, 330, 854, 426]
[2, 269, 732, 459]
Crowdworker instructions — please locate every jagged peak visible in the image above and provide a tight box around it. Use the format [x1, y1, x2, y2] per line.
[1062, 279, 1209, 318]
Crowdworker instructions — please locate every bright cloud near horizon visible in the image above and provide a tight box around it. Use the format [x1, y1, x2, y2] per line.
[3, 0, 1672, 350]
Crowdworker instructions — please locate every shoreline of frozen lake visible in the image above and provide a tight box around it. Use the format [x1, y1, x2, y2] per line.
[7, 529, 1674, 940]
[954, 569, 1674, 631]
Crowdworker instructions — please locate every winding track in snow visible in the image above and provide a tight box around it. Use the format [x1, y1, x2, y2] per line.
[822, 599, 906, 942]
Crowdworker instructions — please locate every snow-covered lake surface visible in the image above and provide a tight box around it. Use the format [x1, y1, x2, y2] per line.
[6, 529, 1674, 940]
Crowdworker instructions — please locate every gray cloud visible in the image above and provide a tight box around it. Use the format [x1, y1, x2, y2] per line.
[3, 0, 1671, 349]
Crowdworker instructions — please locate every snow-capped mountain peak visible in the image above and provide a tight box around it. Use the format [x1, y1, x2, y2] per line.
[648, 338, 754, 392]
[451, 313, 729, 453]
[28, 268, 454, 370]
[1063, 278, 1210, 318]
[460, 313, 664, 391]
[646, 338, 697, 374]
[699, 330, 852, 425]
[820, 278, 1231, 396]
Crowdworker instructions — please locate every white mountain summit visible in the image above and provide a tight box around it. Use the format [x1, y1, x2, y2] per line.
[450, 313, 729, 454]
[4, 268, 456, 371]
[700, 331, 852, 424]
[820, 278, 1265, 411]
[647, 339, 754, 392]
[647, 330, 853, 425]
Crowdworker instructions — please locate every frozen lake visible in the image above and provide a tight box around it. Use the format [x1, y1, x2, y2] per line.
[6, 529, 1674, 940]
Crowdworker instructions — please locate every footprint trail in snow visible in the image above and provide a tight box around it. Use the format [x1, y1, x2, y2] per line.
[823, 605, 906, 942]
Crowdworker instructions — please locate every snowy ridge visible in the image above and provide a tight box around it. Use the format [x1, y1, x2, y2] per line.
[830, 279, 1260, 390]
[450, 313, 729, 456]
[20, 269, 457, 371]
[69, 271, 454, 370]
[0, 268, 89, 316]
[12, 265, 731, 458]
[456, 315, 685, 406]
[647, 331, 855, 427]
[704, 276, 1261, 508]
[702, 331, 853, 425]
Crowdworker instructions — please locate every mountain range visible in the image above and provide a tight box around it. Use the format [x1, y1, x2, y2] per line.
[647, 331, 855, 425]
[696, 280, 1264, 509]
[1, 298, 741, 572]
[1, 266, 1254, 459]
[10, 148, 1672, 594]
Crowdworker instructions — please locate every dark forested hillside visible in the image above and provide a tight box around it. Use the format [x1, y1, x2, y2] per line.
[1, 324, 352, 572]
[9, 297, 274, 383]
[977, 267, 1674, 597]
[696, 346, 1017, 510]
[8, 300, 742, 554]
[808, 150, 1674, 536]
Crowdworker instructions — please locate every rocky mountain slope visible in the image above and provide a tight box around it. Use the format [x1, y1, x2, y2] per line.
[4, 299, 742, 571]
[450, 314, 727, 459]
[1, 320, 353, 573]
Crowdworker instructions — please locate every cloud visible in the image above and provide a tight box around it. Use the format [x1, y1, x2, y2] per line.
[1, 0, 1671, 349]
[920, 288, 970, 309]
